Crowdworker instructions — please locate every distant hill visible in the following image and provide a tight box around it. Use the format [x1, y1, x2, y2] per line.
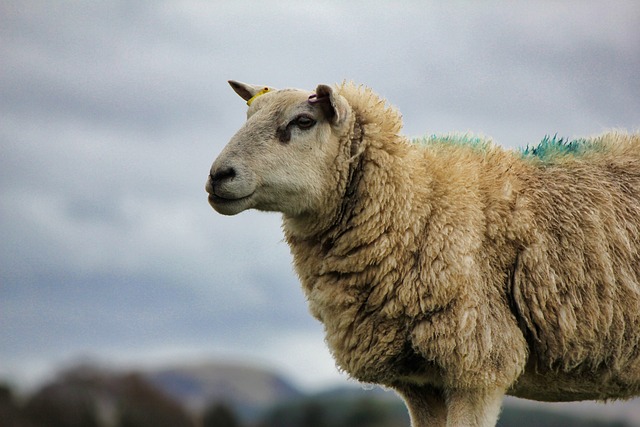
[147, 361, 302, 422]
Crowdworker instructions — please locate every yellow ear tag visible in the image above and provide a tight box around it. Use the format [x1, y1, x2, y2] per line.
[246, 87, 271, 106]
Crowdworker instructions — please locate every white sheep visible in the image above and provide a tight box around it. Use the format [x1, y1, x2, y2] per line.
[206, 80, 640, 427]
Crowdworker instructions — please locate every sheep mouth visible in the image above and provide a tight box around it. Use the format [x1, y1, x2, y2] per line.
[207, 192, 254, 215]
[208, 192, 252, 204]
[205, 175, 256, 214]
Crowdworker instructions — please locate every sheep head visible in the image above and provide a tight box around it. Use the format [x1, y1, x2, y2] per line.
[207, 80, 353, 218]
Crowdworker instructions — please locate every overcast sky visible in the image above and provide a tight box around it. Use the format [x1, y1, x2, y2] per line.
[1, 0, 639, 394]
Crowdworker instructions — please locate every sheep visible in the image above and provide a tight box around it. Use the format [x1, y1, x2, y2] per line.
[206, 80, 640, 427]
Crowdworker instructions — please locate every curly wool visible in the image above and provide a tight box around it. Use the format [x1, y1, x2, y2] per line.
[284, 83, 640, 399]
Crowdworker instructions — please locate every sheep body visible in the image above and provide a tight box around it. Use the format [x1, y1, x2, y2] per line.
[510, 133, 640, 400]
[207, 81, 640, 426]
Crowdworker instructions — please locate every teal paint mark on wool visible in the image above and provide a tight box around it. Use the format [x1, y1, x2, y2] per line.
[413, 133, 601, 162]
[412, 133, 493, 151]
[520, 135, 593, 161]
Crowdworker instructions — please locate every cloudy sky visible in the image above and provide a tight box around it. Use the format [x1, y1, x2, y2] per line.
[1, 0, 639, 394]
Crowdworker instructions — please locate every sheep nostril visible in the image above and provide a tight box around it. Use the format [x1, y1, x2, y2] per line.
[211, 166, 236, 183]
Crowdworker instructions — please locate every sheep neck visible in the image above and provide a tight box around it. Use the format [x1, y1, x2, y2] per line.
[282, 115, 366, 240]
[327, 118, 366, 237]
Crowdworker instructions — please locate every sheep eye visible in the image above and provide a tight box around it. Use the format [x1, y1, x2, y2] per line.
[293, 115, 316, 129]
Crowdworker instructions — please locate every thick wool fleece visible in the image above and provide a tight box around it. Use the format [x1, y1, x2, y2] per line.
[284, 83, 640, 399]
[512, 133, 640, 400]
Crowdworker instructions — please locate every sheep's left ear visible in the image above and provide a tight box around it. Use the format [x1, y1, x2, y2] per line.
[228, 80, 275, 105]
[309, 84, 349, 126]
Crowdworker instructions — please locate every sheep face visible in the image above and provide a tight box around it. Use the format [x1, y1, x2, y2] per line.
[207, 81, 351, 218]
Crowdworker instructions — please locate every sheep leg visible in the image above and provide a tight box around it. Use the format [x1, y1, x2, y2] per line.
[395, 384, 447, 427]
[444, 388, 505, 427]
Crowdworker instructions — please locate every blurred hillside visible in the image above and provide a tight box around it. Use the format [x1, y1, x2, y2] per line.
[148, 362, 302, 423]
[1, 361, 639, 427]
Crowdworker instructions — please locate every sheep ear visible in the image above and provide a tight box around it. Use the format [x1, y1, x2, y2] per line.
[309, 84, 348, 125]
[228, 80, 273, 103]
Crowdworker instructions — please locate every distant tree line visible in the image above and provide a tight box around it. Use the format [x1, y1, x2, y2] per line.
[0, 366, 248, 427]
[0, 367, 196, 427]
[0, 365, 634, 427]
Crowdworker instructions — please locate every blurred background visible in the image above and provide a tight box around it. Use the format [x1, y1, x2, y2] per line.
[1, 1, 639, 426]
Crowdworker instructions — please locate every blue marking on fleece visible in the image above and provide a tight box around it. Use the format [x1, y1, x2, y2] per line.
[413, 133, 492, 150]
[414, 133, 599, 162]
[520, 135, 594, 160]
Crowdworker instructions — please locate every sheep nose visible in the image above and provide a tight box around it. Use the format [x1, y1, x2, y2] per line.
[210, 166, 236, 183]
[207, 165, 238, 197]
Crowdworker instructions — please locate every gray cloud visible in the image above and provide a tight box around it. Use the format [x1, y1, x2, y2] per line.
[1, 0, 639, 391]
